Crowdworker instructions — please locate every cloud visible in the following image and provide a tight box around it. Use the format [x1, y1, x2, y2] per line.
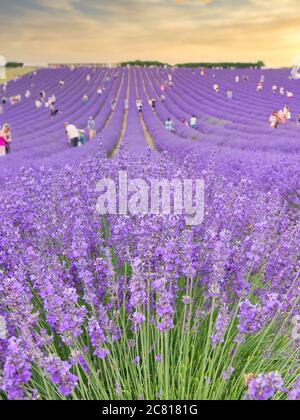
[0, 0, 299, 66]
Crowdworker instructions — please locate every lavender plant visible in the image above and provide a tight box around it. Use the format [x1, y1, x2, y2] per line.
[0, 67, 299, 400]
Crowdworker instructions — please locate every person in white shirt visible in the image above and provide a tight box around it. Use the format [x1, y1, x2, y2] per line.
[235, 76, 240, 83]
[213, 84, 219, 93]
[277, 109, 286, 124]
[256, 82, 263, 92]
[35, 100, 42, 109]
[283, 105, 291, 120]
[25, 90, 31, 98]
[64, 122, 80, 147]
[190, 115, 197, 129]
[227, 90, 233, 100]
[165, 118, 175, 132]
[136, 98, 143, 113]
[272, 85, 278, 93]
[280, 87, 285, 96]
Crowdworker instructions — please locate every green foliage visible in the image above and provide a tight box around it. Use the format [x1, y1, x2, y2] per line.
[176, 61, 265, 69]
[121, 60, 169, 67]
[6, 62, 24, 68]
[24, 270, 299, 400]
[121, 60, 265, 69]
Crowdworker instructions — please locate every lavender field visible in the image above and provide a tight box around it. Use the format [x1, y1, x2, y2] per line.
[0, 66, 299, 400]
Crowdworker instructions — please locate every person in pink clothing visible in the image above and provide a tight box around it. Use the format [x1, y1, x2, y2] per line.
[0, 123, 11, 156]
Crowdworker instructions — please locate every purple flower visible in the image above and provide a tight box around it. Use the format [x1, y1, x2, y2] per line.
[88, 318, 109, 360]
[133, 356, 140, 366]
[155, 354, 162, 363]
[246, 372, 284, 401]
[222, 367, 235, 381]
[1, 337, 32, 400]
[182, 295, 192, 305]
[44, 355, 78, 397]
[131, 312, 146, 326]
[288, 377, 300, 401]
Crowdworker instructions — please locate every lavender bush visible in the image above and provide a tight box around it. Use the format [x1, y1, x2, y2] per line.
[0, 67, 299, 400]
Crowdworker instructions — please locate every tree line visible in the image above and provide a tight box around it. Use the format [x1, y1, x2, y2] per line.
[120, 60, 265, 69]
[176, 61, 265, 69]
[6, 62, 24, 68]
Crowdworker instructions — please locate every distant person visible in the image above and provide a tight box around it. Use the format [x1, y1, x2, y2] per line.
[65, 122, 80, 147]
[272, 85, 278, 93]
[165, 118, 175, 132]
[97, 87, 103, 95]
[82, 94, 89, 105]
[59, 80, 65, 87]
[87, 116, 96, 140]
[86, 75, 91, 82]
[235, 76, 240, 83]
[283, 105, 291, 120]
[256, 82, 263, 92]
[35, 100, 42, 109]
[190, 115, 197, 129]
[78, 129, 86, 146]
[136, 98, 143, 113]
[49, 94, 56, 104]
[280, 87, 285, 96]
[213, 84, 219, 93]
[40, 91, 46, 102]
[277, 109, 286, 124]
[269, 112, 279, 129]
[182, 117, 189, 127]
[0, 123, 11, 156]
[111, 98, 117, 111]
[25, 90, 31, 98]
[151, 98, 156, 110]
[227, 90, 233, 100]
[50, 104, 62, 118]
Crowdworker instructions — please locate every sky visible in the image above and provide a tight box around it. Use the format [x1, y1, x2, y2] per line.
[0, 0, 299, 67]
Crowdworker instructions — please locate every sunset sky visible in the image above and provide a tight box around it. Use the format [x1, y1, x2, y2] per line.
[0, 0, 299, 66]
